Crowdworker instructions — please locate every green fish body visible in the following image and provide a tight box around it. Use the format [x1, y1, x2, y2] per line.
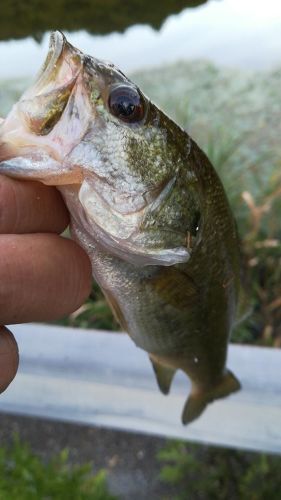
[0, 32, 241, 423]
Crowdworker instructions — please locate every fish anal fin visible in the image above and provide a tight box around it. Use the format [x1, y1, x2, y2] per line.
[149, 355, 176, 395]
[182, 369, 241, 425]
[182, 392, 208, 425]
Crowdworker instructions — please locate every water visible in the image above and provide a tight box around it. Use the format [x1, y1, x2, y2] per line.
[0, 0, 280, 79]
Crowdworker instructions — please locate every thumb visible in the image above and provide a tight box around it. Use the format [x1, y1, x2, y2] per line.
[0, 326, 19, 394]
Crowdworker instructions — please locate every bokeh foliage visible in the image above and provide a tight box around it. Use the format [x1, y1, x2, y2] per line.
[157, 440, 281, 500]
[0, 435, 117, 500]
[0, 0, 207, 41]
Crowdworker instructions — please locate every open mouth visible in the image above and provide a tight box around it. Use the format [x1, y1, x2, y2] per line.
[0, 31, 86, 165]
[23, 31, 83, 101]
[36, 32, 66, 88]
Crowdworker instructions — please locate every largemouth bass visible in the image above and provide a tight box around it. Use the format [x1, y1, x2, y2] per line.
[0, 32, 241, 423]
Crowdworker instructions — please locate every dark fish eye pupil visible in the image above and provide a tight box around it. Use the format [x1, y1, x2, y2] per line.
[108, 86, 145, 123]
[116, 98, 135, 117]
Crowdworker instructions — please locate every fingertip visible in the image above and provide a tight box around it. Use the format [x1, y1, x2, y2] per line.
[0, 326, 19, 394]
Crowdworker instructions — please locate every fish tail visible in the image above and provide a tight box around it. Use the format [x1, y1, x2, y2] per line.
[182, 370, 241, 425]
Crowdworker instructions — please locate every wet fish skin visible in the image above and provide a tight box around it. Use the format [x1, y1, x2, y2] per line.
[0, 32, 241, 423]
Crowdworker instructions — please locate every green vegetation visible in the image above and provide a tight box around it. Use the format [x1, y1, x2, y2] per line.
[157, 440, 281, 500]
[0, 435, 117, 500]
[0, 1, 206, 42]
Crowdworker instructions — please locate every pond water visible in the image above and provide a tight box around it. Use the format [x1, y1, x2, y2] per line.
[0, 0, 280, 79]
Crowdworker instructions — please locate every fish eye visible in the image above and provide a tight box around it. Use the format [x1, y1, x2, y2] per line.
[108, 85, 145, 123]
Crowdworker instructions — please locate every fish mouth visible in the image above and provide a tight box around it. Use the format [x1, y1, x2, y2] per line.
[35, 31, 66, 90]
[23, 31, 83, 100]
[0, 32, 88, 177]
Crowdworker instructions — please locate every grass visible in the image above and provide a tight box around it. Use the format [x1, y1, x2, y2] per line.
[157, 440, 281, 500]
[0, 435, 117, 500]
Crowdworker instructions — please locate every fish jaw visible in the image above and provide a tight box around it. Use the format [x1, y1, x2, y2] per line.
[0, 31, 89, 184]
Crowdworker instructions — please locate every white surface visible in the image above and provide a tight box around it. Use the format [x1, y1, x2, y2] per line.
[0, 323, 280, 454]
[0, 0, 281, 79]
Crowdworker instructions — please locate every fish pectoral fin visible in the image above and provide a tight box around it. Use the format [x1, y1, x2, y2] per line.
[182, 369, 241, 425]
[149, 355, 176, 395]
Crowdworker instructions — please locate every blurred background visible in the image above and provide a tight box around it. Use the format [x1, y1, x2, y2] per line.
[0, 0, 281, 498]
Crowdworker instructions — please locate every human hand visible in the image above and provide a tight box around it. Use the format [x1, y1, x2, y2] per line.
[0, 174, 92, 393]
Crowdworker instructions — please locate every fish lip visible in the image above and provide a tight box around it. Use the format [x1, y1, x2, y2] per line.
[36, 31, 65, 88]
[22, 32, 65, 98]
[24, 31, 82, 99]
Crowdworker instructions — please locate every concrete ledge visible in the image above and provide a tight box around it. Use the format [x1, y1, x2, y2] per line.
[0, 324, 280, 454]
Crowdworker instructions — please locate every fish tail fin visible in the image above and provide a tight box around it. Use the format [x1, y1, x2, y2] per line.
[182, 369, 241, 425]
[149, 355, 176, 395]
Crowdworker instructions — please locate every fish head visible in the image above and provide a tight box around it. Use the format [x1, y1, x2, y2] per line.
[0, 32, 202, 266]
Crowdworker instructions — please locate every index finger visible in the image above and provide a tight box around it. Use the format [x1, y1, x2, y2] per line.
[0, 175, 69, 234]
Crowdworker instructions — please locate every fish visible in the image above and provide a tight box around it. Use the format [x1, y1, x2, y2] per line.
[0, 31, 241, 424]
